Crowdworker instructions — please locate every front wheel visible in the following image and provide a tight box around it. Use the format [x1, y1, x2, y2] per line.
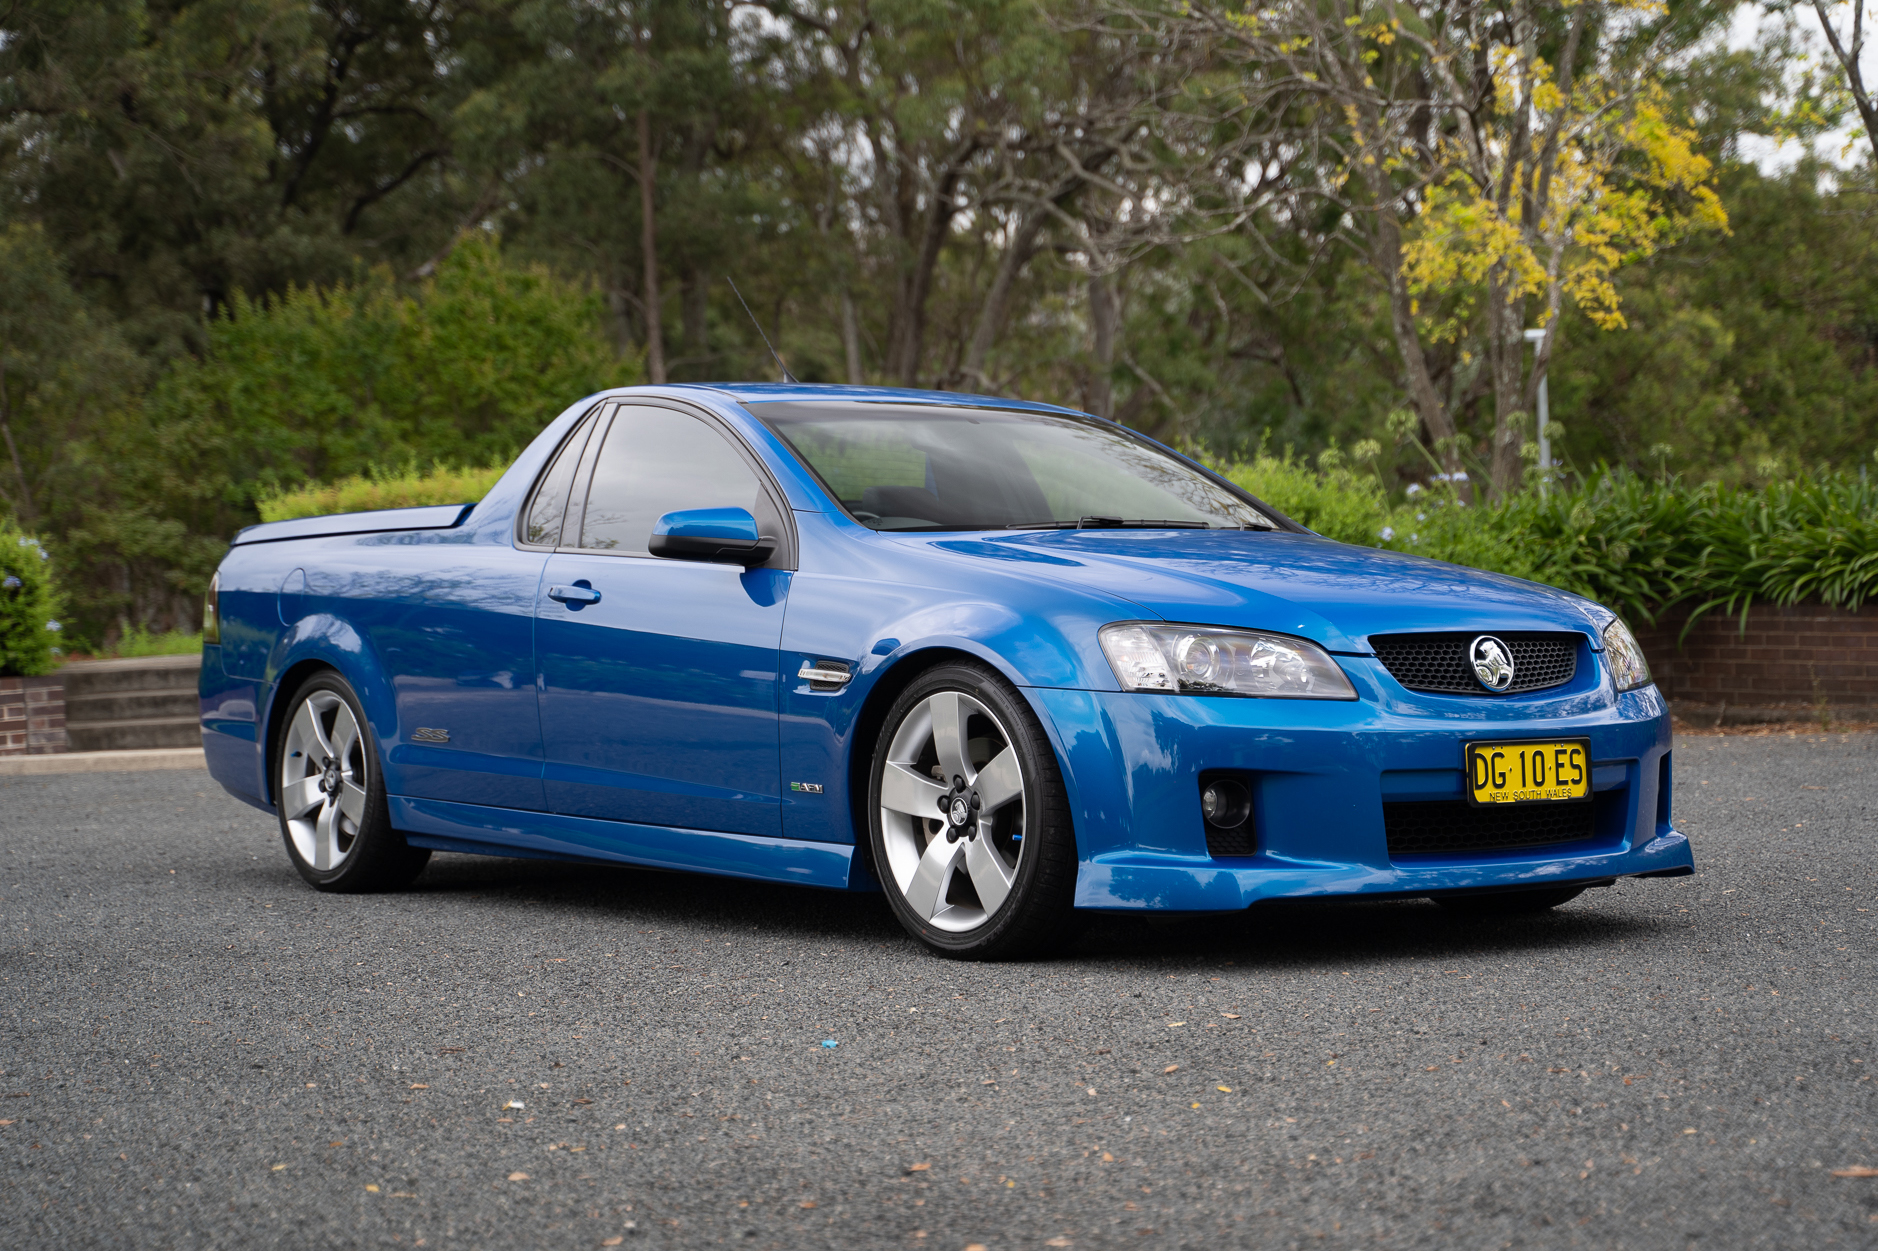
[275, 672, 429, 892]
[867, 663, 1077, 959]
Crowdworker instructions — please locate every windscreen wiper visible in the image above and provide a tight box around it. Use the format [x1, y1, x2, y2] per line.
[1082, 516, 1210, 529]
[1008, 517, 1253, 530]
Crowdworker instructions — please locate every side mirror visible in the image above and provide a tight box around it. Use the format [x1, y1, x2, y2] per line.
[648, 508, 777, 567]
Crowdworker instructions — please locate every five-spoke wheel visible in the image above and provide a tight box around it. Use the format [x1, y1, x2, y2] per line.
[868, 663, 1075, 958]
[281, 688, 369, 873]
[274, 672, 429, 892]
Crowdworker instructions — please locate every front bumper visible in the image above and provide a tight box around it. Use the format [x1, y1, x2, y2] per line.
[1032, 669, 1688, 912]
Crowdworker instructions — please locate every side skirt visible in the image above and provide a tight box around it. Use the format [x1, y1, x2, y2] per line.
[389, 795, 868, 892]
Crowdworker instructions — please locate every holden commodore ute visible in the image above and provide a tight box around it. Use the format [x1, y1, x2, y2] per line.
[199, 384, 1692, 957]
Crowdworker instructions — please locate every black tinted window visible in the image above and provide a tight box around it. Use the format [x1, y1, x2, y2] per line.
[523, 410, 601, 546]
[579, 407, 766, 554]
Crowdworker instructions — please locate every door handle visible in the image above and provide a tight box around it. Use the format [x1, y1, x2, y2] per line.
[547, 583, 602, 606]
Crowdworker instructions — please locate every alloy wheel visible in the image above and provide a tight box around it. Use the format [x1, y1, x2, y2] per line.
[876, 690, 1028, 932]
[280, 690, 369, 873]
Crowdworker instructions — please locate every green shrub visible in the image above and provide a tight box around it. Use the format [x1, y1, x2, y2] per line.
[81, 235, 640, 625]
[0, 522, 63, 676]
[259, 462, 510, 523]
[1222, 455, 1878, 628]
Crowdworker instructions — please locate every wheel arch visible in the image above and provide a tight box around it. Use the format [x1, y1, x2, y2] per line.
[843, 644, 1080, 880]
[260, 658, 341, 806]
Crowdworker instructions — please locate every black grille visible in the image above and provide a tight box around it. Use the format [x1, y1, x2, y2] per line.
[1385, 799, 1595, 856]
[1370, 632, 1578, 695]
[1205, 823, 1256, 858]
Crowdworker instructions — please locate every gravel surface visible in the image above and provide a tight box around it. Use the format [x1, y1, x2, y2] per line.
[2, 731, 1875, 1250]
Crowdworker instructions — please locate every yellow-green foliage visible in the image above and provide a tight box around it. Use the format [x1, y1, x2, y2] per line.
[258, 463, 510, 523]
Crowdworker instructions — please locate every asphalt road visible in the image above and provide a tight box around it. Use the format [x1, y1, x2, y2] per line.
[3, 731, 1875, 1251]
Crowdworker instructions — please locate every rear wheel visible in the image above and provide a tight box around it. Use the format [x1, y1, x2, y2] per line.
[275, 672, 429, 892]
[867, 663, 1077, 959]
[1435, 885, 1586, 916]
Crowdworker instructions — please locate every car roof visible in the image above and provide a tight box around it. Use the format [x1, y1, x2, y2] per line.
[671, 382, 1096, 418]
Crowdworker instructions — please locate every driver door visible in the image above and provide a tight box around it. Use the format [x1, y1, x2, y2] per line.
[534, 402, 792, 837]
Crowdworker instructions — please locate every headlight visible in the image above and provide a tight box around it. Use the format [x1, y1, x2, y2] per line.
[1099, 623, 1358, 699]
[1602, 617, 1652, 692]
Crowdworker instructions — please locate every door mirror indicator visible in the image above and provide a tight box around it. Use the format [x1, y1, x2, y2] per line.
[649, 508, 776, 567]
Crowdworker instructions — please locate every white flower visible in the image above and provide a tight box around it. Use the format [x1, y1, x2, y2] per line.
[1378, 526, 1395, 541]
[1, 575, 19, 589]
[1405, 483, 1423, 496]
[45, 620, 60, 632]
[1409, 533, 1420, 544]
[1416, 512, 1426, 521]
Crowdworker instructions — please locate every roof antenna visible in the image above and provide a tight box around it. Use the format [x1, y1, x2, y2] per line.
[725, 277, 797, 384]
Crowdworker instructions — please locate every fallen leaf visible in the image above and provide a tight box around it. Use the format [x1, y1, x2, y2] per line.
[1166, 1021, 1186, 1028]
[364, 1184, 380, 1193]
[799, 1200, 817, 1209]
[1046, 1240, 1073, 1248]
[1163, 1065, 1178, 1074]
[603, 1239, 624, 1248]
[1217, 1086, 1233, 1093]
[1221, 1013, 1240, 1019]
[507, 1172, 531, 1181]
[1831, 1165, 1878, 1178]
[408, 1084, 428, 1090]
[965, 1245, 987, 1251]
[907, 1162, 932, 1172]
[271, 1164, 286, 1171]
[305, 1083, 317, 1089]
[438, 1046, 465, 1054]
[329, 1140, 344, 1147]
[1190, 1102, 1201, 1109]
[572, 1098, 593, 1105]
[0, 1120, 11, 1127]
[1682, 1129, 1697, 1135]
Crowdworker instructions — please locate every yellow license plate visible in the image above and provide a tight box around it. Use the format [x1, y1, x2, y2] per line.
[1465, 738, 1591, 805]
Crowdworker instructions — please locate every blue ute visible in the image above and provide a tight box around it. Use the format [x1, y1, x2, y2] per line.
[199, 384, 1691, 958]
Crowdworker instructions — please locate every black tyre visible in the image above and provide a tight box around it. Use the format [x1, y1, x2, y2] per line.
[1434, 885, 1586, 916]
[867, 662, 1078, 959]
[274, 671, 429, 892]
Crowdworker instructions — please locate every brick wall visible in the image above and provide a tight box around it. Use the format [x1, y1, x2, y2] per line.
[1634, 601, 1878, 722]
[0, 674, 67, 756]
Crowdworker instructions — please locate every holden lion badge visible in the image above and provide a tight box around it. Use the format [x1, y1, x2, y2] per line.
[1469, 635, 1515, 692]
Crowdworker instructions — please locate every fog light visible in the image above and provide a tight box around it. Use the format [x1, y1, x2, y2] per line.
[1200, 778, 1251, 829]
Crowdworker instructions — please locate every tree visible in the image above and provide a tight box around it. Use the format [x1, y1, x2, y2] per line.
[1802, 0, 1878, 164]
[0, 0, 512, 355]
[1133, 0, 1728, 499]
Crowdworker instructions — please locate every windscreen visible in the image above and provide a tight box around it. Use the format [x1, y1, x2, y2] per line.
[757, 402, 1275, 532]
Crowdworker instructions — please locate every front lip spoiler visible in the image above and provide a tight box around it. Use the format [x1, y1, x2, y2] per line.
[1247, 871, 1690, 909]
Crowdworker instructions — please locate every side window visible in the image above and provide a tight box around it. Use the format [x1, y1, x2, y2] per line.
[578, 406, 769, 556]
[523, 408, 607, 546]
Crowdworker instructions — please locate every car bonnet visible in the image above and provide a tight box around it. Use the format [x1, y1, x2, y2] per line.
[910, 529, 1607, 654]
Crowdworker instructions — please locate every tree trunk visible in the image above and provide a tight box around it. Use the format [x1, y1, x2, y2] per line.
[682, 267, 709, 370]
[1486, 276, 1528, 501]
[638, 109, 665, 385]
[841, 291, 863, 385]
[959, 208, 1047, 387]
[1087, 269, 1118, 418]
[888, 147, 971, 386]
[1370, 202, 1470, 500]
